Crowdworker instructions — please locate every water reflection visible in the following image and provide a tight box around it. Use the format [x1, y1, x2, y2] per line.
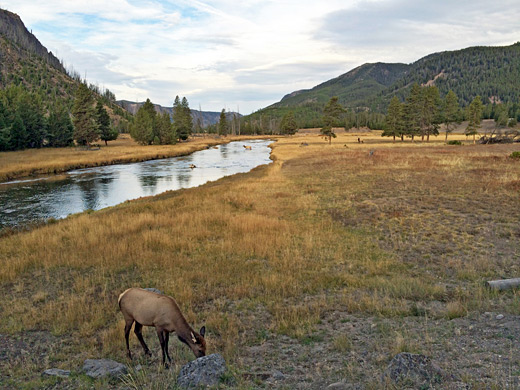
[0, 139, 272, 228]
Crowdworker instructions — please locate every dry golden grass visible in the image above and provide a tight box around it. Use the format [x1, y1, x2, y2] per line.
[0, 133, 272, 182]
[0, 131, 519, 388]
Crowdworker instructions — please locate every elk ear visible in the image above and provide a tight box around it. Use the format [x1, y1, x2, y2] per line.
[190, 332, 197, 343]
[199, 326, 206, 337]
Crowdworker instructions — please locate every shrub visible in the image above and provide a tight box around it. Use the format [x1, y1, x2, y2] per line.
[510, 151, 520, 159]
[447, 140, 462, 145]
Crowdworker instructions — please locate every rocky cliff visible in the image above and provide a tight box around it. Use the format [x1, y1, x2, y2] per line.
[0, 8, 64, 72]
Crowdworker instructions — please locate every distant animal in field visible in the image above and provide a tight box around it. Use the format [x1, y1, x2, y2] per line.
[189, 164, 196, 169]
[118, 288, 206, 367]
[300, 142, 309, 147]
[243, 145, 252, 150]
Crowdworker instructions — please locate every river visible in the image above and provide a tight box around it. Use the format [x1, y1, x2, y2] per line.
[0, 139, 273, 229]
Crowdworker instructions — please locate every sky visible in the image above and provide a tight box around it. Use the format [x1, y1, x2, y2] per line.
[1, 0, 519, 114]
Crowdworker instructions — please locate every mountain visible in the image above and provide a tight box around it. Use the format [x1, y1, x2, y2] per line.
[247, 42, 520, 127]
[380, 42, 520, 107]
[0, 9, 64, 74]
[0, 8, 131, 149]
[277, 62, 410, 108]
[116, 100, 240, 127]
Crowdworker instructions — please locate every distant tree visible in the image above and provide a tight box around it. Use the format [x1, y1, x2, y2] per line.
[0, 101, 10, 151]
[96, 100, 117, 145]
[382, 96, 404, 142]
[321, 96, 344, 144]
[9, 114, 27, 150]
[16, 92, 45, 148]
[403, 83, 422, 141]
[280, 111, 298, 135]
[130, 98, 156, 145]
[422, 86, 442, 142]
[494, 104, 509, 129]
[72, 83, 99, 146]
[173, 96, 192, 141]
[218, 109, 228, 136]
[157, 112, 176, 144]
[47, 104, 74, 147]
[465, 95, 483, 144]
[443, 90, 461, 142]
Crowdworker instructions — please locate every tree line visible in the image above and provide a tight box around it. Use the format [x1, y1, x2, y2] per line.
[0, 82, 120, 151]
[382, 83, 519, 143]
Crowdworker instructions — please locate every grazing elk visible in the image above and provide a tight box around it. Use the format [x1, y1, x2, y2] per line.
[118, 288, 206, 367]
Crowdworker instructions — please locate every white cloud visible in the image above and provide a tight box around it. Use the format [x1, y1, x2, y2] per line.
[1, 0, 519, 113]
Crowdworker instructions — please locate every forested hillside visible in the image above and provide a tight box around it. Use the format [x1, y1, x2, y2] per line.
[380, 42, 520, 108]
[0, 8, 131, 151]
[246, 42, 520, 130]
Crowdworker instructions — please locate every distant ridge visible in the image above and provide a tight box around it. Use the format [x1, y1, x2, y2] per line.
[247, 42, 520, 127]
[0, 8, 64, 72]
[116, 100, 241, 127]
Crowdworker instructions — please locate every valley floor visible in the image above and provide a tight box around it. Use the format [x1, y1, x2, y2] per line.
[0, 132, 519, 389]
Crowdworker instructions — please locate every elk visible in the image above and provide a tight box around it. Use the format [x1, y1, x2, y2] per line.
[118, 288, 206, 367]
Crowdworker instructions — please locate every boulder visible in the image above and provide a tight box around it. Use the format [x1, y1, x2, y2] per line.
[42, 368, 71, 378]
[177, 353, 227, 388]
[83, 358, 127, 379]
[382, 353, 446, 387]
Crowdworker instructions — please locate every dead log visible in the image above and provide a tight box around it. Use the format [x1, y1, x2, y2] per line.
[486, 278, 520, 291]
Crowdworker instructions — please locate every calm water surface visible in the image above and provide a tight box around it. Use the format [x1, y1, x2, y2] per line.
[0, 139, 272, 228]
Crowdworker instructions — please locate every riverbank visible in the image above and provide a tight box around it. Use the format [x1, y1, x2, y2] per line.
[1, 132, 519, 388]
[0, 134, 274, 183]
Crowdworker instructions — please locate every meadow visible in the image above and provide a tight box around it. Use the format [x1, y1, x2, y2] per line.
[0, 131, 519, 389]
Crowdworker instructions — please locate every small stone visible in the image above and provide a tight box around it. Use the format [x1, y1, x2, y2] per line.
[496, 314, 504, 320]
[271, 369, 285, 380]
[177, 353, 227, 388]
[83, 359, 127, 379]
[327, 382, 351, 389]
[42, 368, 71, 378]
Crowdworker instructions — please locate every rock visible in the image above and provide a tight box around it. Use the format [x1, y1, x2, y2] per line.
[42, 368, 71, 378]
[271, 369, 285, 381]
[382, 352, 446, 387]
[177, 353, 227, 388]
[83, 359, 127, 379]
[144, 287, 163, 294]
[496, 314, 504, 320]
[327, 382, 352, 389]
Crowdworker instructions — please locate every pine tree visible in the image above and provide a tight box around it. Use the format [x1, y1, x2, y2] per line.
[95, 100, 118, 146]
[465, 95, 483, 144]
[157, 112, 176, 144]
[382, 96, 404, 142]
[173, 96, 192, 141]
[321, 96, 344, 144]
[47, 104, 74, 147]
[181, 97, 193, 138]
[17, 92, 45, 148]
[403, 83, 422, 141]
[130, 98, 156, 145]
[280, 111, 298, 135]
[72, 83, 99, 146]
[443, 90, 461, 142]
[218, 109, 228, 136]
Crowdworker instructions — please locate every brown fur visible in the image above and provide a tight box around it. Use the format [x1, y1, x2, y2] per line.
[118, 288, 206, 366]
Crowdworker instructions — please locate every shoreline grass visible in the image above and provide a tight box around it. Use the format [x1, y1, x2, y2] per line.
[0, 132, 519, 388]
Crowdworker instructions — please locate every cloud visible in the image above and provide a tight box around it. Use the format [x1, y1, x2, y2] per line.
[315, 0, 520, 62]
[2, 0, 519, 113]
